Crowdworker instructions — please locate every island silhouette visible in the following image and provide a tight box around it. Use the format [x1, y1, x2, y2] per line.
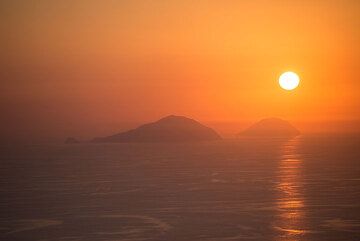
[64, 137, 79, 144]
[238, 117, 300, 137]
[92, 115, 222, 143]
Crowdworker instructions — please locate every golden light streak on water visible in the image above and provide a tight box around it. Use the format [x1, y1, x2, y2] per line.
[274, 137, 308, 240]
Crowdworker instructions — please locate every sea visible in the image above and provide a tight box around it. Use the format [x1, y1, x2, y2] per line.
[0, 134, 359, 241]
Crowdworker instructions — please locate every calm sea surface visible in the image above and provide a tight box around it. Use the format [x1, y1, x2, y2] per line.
[0, 134, 359, 241]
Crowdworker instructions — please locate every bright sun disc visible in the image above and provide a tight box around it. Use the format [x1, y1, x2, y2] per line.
[279, 71, 300, 90]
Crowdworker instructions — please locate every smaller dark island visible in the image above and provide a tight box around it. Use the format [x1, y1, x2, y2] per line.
[239, 118, 300, 137]
[64, 137, 79, 144]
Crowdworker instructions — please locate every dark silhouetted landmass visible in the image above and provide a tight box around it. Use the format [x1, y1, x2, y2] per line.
[92, 115, 222, 143]
[239, 118, 300, 137]
[65, 137, 79, 144]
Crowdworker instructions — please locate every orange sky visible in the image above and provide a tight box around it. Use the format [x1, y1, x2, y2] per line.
[1, 0, 359, 141]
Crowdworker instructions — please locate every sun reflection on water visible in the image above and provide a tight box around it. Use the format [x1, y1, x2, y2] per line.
[274, 137, 308, 240]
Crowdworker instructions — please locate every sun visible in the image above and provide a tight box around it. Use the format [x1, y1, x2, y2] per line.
[279, 71, 300, 90]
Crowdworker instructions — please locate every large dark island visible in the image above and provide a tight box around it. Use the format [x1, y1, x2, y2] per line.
[93, 115, 221, 142]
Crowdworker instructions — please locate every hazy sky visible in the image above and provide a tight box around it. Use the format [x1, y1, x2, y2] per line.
[1, 0, 359, 141]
